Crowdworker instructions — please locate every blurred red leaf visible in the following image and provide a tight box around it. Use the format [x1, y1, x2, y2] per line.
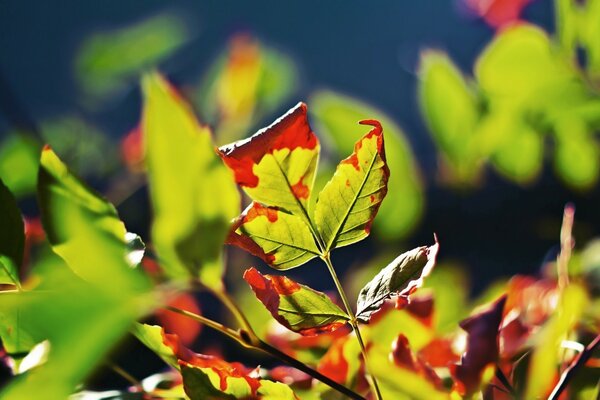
[156, 293, 202, 346]
[465, 0, 534, 28]
[392, 334, 444, 390]
[451, 295, 507, 397]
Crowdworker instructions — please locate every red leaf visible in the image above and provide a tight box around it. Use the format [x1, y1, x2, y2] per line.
[392, 334, 444, 390]
[451, 295, 507, 397]
[218, 102, 318, 189]
[419, 338, 460, 368]
[156, 293, 202, 346]
[465, 0, 534, 28]
[317, 335, 351, 384]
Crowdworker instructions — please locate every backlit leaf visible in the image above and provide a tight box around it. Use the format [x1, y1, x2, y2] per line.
[227, 202, 319, 270]
[356, 241, 439, 323]
[451, 295, 507, 397]
[243, 267, 349, 335]
[310, 90, 423, 240]
[0, 134, 39, 198]
[219, 103, 319, 223]
[0, 177, 24, 286]
[132, 324, 179, 370]
[525, 284, 589, 399]
[143, 72, 240, 287]
[314, 120, 389, 252]
[37, 147, 148, 293]
[418, 51, 481, 183]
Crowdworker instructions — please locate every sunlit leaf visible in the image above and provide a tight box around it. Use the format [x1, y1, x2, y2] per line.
[0, 177, 24, 287]
[314, 120, 389, 252]
[0, 264, 152, 399]
[525, 284, 589, 399]
[219, 102, 319, 222]
[554, 118, 599, 189]
[418, 51, 481, 183]
[0, 133, 39, 198]
[76, 14, 188, 102]
[132, 324, 180, 370]
[244, 267, 349, 335]
[143, 72, 240, 287]
[451, 295, 507, 397]
[37, 147, 148, 293]
[391, 334, 444, 390]
[310, 91, 423, 239]
[227, 203, 319, 270]
[356, 241, 439, 323]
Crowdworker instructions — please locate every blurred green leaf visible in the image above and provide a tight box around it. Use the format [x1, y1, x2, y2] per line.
[0, 177, 24, 286]
[39, 116, 117, 178]
[525, 284, 589, 399]
[37, 147, 148, 292]
[418, 51, 481, 183]
[310, 90, 423, 240]
[422, 263, 469, 333]
[194, 35, 298, 145]
[0, 134, 39, 198]
[143, 72, 240, 287]
[76, 14, 188, 102]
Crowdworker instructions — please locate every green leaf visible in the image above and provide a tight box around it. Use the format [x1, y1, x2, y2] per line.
[76, 14, 188, 102]
[181, 365, 238, 400]
[132, 323, 179, 369]
[525, 284, 589, 399]
[356, 241, 439, 323]
[37, 147, 148, 293]
[227, 202, 319, 270]
[218, 102, 320, 221]
[0, 177, 24, 287]
[143, 72, 240, 287]
[0, 134, 39, 198]
[0, 264, 153, 399]
[244, 267, 349, 335]
[418, 51, 481, 183]
[554, 118, 599, 189]
[310, 90, 423, 239]
[314, 120, 389, 251]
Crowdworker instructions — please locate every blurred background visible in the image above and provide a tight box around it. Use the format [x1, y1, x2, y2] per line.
[2, 0, 600, 389]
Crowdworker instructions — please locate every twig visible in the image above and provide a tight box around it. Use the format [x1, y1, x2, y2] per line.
[549, 334, 600, 400]
[107, 361, 143, 392]
[557, 203, 575, 291]
[164, 306, 365, 400]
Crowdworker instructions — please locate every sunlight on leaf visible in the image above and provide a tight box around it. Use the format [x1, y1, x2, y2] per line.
[244, 267, 349, 335]
[143, 72, 240, 287]
[310, 91, 423, 240]
[315, 120, 389, 252]
[0, 134, 39, 198]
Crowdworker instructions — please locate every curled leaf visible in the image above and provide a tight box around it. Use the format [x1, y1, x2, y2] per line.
[244, 267, 349, 335]
[314, 120, 389, 251]
[356, 240, 439, 323]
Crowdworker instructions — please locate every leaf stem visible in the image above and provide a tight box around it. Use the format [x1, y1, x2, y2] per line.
[557, 203, 575, 291]
[164, 305, 365, 400]
[321, 254, 383, 400]
[201, 282, 256, 341]
[549, 333, 600, 400]
[107, 361, 143, 391]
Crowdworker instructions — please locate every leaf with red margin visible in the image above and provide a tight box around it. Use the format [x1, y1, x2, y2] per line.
[450, 295, 507, 397]
[227, 202, 320, 270]
[356, 240, 439, 323]
[243, 267, 349, 335]
[314, 120, 389, 251]
[134, 324, 298, 399]
[218, 102, 319, 219]
[392, 334, 445, 390]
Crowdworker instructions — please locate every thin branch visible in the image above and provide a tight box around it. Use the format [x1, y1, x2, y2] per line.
[549, 334, 600, 400]
[164, 305, 365, 400]
[107, 361, 143, 392]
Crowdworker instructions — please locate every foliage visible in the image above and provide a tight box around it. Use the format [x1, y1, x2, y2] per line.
[1, 2, 600, 399]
